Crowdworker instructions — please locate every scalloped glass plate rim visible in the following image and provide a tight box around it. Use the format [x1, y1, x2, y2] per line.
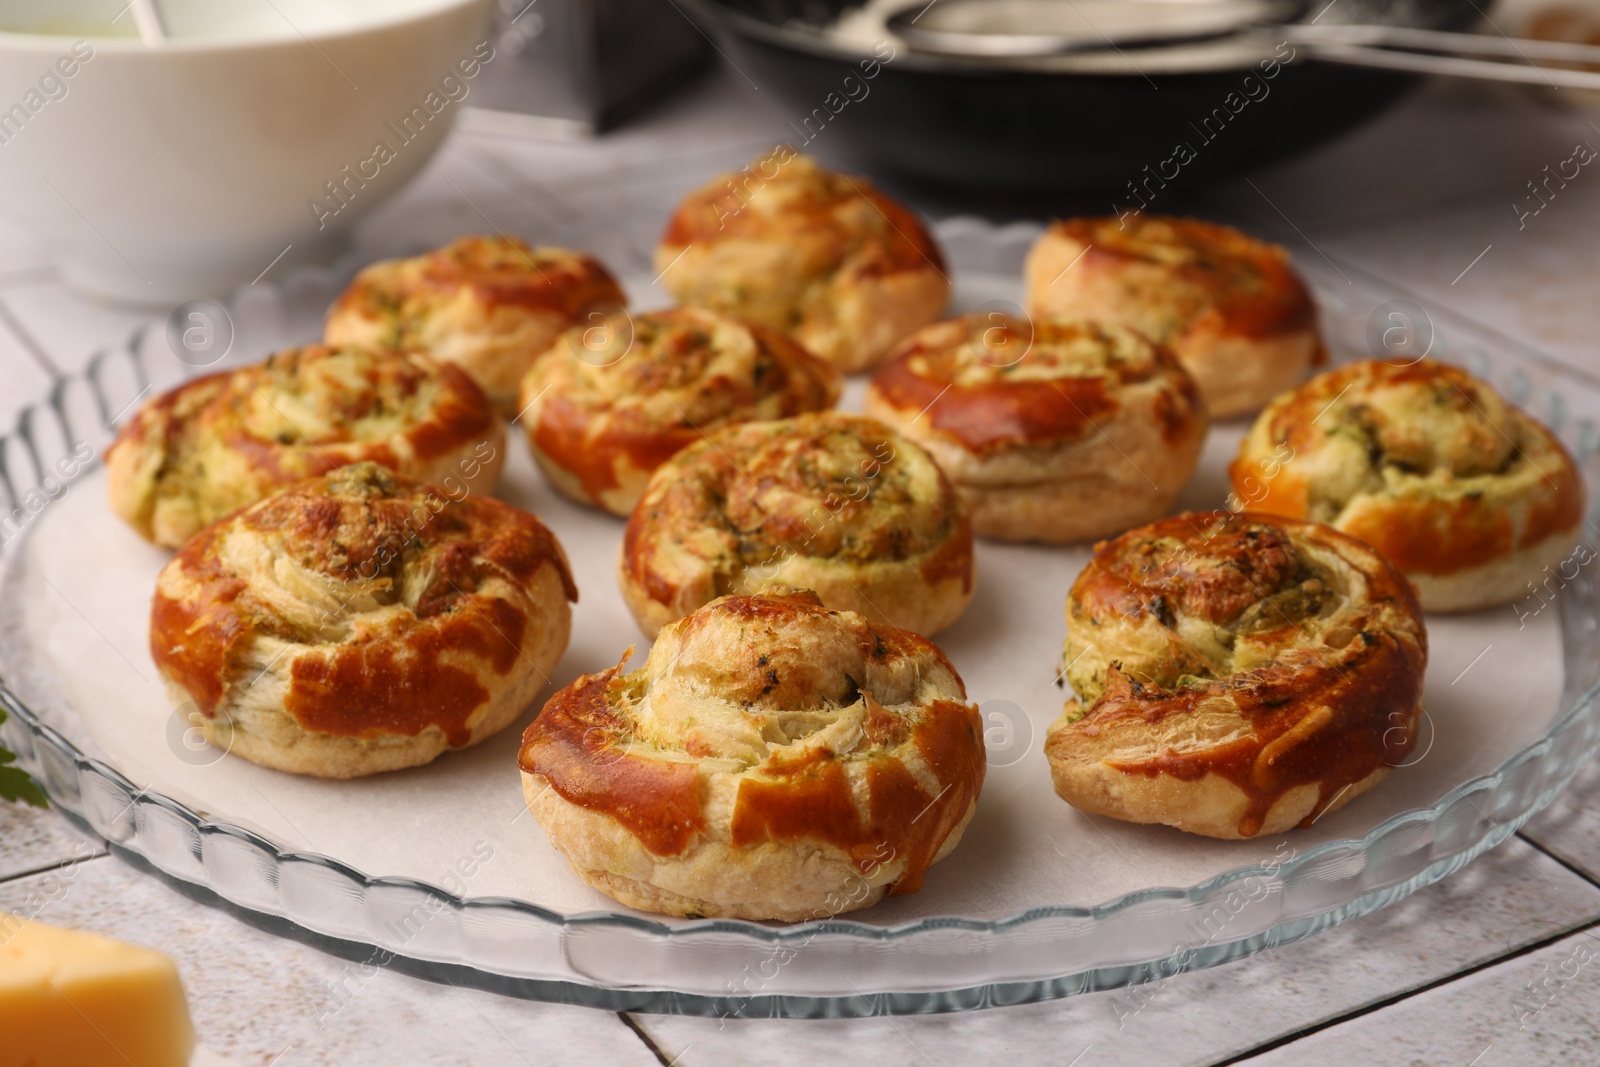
[6, 668, 1597, 943]
[2, 213, 1599, 1014]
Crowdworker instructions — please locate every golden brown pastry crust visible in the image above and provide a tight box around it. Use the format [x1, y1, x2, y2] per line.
[150, 463, 575, 778]
[518, 306, 841, 517]
[1230, 358, 1585, 612]
[518, 588, 984, 920]
[655, 150, 949, 374]
[1046, 510, 1428, 839]
[865, 315, 1208, 543]
[619, 412, 975, 638]
[324, 235, 626, 413]
[1023, 215, 1323, 418]
[105, 345, 505, 550]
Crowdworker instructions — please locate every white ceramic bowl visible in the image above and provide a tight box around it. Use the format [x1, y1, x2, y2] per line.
[0, 0, 494, 303]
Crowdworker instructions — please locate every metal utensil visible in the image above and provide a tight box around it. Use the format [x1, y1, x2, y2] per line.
[888, 0, 1600, 90]
[129, 0, 167, 45]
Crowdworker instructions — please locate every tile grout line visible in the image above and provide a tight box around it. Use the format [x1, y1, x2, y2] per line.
[0, 848, 109, 888]
[618, 1012, 676, 1067]
[1207, 915, 1600, 1066]
[1516, 830, 1600, 893]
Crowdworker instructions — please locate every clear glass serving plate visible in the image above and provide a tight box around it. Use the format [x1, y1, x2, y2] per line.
[2, 217, 1598, 1018]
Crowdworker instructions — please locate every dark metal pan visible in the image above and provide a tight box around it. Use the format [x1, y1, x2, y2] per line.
[678, 0, 1484, 194]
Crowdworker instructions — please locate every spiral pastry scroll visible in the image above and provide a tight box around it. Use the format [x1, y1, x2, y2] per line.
[519, 306, 839, 516]
[106, 344, 504, 549]
[866, 315, 1207, 543]
[655, 151, 949, 373]
[1231, 358, 1585, 611]
[619, 412, 974, 638]
[1047, 510, 1428, 839]
[518, 589, 984, 920]
[325, 235, 625, 412]
[150, 463, 575, 778]
[1024, 214, 1322, 418]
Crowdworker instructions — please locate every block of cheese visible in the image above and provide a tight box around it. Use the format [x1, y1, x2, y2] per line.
[0, 913, 196, 1067]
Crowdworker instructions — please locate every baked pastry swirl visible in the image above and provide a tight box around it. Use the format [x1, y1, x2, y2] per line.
[619, 412, 975, 638]
[865, 315, 1208, 543]
[1231, 358, 1585, 612]
[1046, 511, 1428, 839]
[655, 150, 949, 374]
[518, 306, 841, 516]
[324, 235, 626, 412]
[1023, 215, 1322, 418]
[106, 344, 505, 549]
[150, 462, 576, 778]
[518, 588, 985, 919]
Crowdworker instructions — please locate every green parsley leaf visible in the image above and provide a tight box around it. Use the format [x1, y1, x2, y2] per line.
[0, 708, 48, 808]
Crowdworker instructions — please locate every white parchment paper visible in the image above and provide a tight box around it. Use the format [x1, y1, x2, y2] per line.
[0, 398, 1562, 927]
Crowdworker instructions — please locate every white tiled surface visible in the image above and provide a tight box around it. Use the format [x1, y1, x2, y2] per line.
[1524, 755, 1600, 879]
[1241, 928, 1600, 1066]
[0, 857, 663, 1067]
[4, 62, 1600, 1066]
[0, 798, 102, 883]
[632, 845, 1600, 1067]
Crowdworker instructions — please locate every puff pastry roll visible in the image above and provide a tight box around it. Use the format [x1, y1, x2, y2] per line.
[866, 315, 1208, 542]
[619, 412, 974, 638]
[518, 588, 984, 919]
[655, 150, 948, 374]
[150, 463, 575, 778]
[1024, 214, 1322, 418]
[1231, 358, 1585, 611]
[107, 344, 504, 549]
[1047, 511, 1427, 839]
[519, 306, 840, 516]
[325, 235, 626, 413]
